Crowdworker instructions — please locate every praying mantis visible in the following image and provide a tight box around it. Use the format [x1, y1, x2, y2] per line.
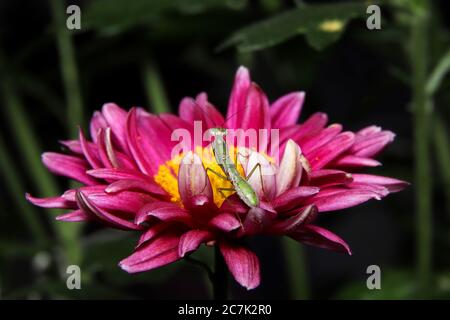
[206, 127, 266, 209]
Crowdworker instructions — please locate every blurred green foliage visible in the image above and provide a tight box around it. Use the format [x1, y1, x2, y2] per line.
[0, 0, 449, 300]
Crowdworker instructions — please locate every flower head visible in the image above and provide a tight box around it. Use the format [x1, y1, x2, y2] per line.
[27, 66, 408, 290]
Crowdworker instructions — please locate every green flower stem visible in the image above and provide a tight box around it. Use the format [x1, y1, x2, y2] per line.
[49, 0, 84, 265]
[49, 0, 84, 137]
[0, 70, 82, 265]
[410, 8, 432, 295]
[282, 237, 309, 299]
[141, 58, 171, 113]
[433, 116, 450, 215]
[0, 133, 48, 247]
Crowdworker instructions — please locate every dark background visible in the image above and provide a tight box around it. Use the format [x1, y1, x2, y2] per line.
[0, 0, 448, 299]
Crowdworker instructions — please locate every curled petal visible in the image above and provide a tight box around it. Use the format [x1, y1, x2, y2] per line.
[136, 223, 172, 248]
[26, 193, 75, 209]
[89, 111, 107, 142]
[245, 150, 276, 200]
[219, 242, 260, 290]
[79, 128, 102, 169]
[178, 230, 213, 257]
[270, 92, 305, 128]
[178, 152, 213, 207]
[76, 191, 142, 230]
[102, 103, 130, 154]
[309, 169, 353, 188]
[290, 225, 352, 255]
[276, 140, 303, 195]
[135, 202, 191, 225]
[56, 209, 90, 222]
[119, 231, 181, 273]
[270, 205, 318, 234]
[60, 140, 83, 154]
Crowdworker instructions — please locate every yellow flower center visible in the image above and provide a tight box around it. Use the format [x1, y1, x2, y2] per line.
[154, 146, 245, 208]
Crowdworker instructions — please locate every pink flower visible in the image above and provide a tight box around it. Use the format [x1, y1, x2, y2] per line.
[27, 66, 408, 290]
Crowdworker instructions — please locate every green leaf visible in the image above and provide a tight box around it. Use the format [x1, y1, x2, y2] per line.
[83, 0, 247, 34]
[426, 48, 450, 96]
[220, 2, 367, 52]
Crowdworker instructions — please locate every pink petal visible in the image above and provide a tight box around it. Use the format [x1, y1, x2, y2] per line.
[136, 223, 172, 248]
[290, 224, 352, 255]
[226, 66, 251, 129]
[307, 132, 355, 170]
[87, 168, 150, 181]
[294, 112, 328, 143]
[42, 152, 98, 185]
[276, 140, 303, 195]
[76, 191, 142, 230]
[300, 124, 342, 155]
[270, 92, 305, 128]
[351, 174, 409, 193]
[56, 209, 90, 222]
[26, 193, 75, 209]
[135, 202, 191, 225]
[101, 103, 130, 154]
[119, 231, 181, 273]
[60, 140, 83, 154]
[218, 194, 248, 214]
[331, 155, 381, 168]
[305, 188, 381, 212]
[219, 242, 260, 290]
[244, 150, 276, 200]
[270, 205, 318, 234]
[209, 212, 241, 232]
[240, 207, 276, 236]
[79, 128, 102, 169]
[76, 187, 154, 215]
[105, 179, 165, 196]
[227, 84, 271, 152]
[309, 169, 353, 188]
[178, 152, 213, 207]
[351, 129, 395, 158]
[179, 96, 224, 129]
[178, 230, 213, 257]
[89, 111, 107, 142]
[272, 186, 320, 211]
[126, 108, 170, 175]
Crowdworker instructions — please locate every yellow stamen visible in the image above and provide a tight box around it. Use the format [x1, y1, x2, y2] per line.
[154, 146, 246, 208]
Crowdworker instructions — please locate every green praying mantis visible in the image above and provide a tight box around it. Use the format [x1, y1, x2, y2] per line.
[200, 102, 272, 208]
[207, 127, 262, 208]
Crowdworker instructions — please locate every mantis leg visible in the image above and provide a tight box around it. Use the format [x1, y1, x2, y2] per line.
[205, 167, 228, 181]
[245, 163, 266, 195]
[200, 167, 229, 194]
